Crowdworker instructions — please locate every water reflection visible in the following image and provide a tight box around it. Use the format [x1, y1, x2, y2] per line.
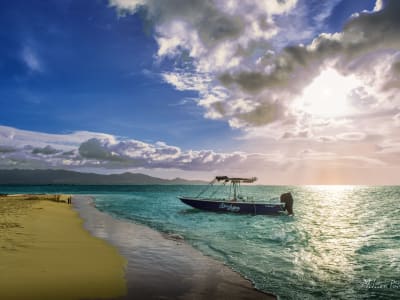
[92, 185, 400, 299]
[295, 186, 364, 281]
[290, 185, 399, 298]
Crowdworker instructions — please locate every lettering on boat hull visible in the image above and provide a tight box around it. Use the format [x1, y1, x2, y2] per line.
[219, 203, 240, 212]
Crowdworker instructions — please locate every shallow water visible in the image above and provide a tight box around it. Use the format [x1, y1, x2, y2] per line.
[2, 185, 400, 299]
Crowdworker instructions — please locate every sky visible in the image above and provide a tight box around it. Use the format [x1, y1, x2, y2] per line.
[0, 0, 400, 184]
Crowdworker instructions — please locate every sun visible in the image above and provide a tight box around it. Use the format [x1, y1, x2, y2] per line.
[295, 68, 362, 118]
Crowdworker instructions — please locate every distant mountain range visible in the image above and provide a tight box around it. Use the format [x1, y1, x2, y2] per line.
[0, 169, 206, 185]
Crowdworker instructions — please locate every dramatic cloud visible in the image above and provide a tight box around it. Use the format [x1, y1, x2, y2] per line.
[108, 1, 400, 174]
[109, 0, 299, 124]
[0, 125, 258, 172]
[219, 0, 400, 126]
[75, 135, 251, 171]
[1, 125, 399, 183]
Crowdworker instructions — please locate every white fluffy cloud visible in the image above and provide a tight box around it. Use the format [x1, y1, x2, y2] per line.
[2, 125, 400, 183]
[0, 125, 261, 172]
[109, 0, 300, 125]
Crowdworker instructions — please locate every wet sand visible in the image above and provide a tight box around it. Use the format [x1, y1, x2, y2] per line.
[74, 195, 276, 300]
[0, 195, 126, 300]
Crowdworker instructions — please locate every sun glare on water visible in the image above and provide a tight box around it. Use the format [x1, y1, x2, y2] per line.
[295, 68, 362, 118]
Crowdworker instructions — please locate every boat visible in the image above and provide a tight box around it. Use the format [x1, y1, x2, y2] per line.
[178, 176, 294, 215]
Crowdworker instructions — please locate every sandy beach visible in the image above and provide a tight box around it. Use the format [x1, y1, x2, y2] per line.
[74, 195, 276, 300]
[0, 194, 126, 300]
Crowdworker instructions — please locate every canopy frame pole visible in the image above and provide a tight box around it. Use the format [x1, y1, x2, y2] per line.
[196, 178, 216, 198]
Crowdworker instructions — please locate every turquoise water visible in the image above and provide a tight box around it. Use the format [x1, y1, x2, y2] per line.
[2, 185, 400, 299]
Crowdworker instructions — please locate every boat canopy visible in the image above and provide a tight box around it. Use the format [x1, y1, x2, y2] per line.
[215, 176, 257, 183]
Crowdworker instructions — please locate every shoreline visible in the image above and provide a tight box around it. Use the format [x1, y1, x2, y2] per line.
[73, 195, 277, 300]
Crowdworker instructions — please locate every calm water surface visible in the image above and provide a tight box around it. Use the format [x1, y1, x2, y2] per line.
[2, 185, 399, 299]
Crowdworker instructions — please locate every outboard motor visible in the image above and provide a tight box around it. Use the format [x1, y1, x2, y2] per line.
[280, 192, 294, 215]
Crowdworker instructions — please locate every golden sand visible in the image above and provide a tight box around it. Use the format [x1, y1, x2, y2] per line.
[0, 195, 127, 300]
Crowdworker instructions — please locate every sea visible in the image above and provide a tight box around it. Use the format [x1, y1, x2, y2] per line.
[1, 184, 399, 300]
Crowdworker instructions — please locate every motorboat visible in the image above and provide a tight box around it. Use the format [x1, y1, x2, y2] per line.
[178, 176, 294, 215]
